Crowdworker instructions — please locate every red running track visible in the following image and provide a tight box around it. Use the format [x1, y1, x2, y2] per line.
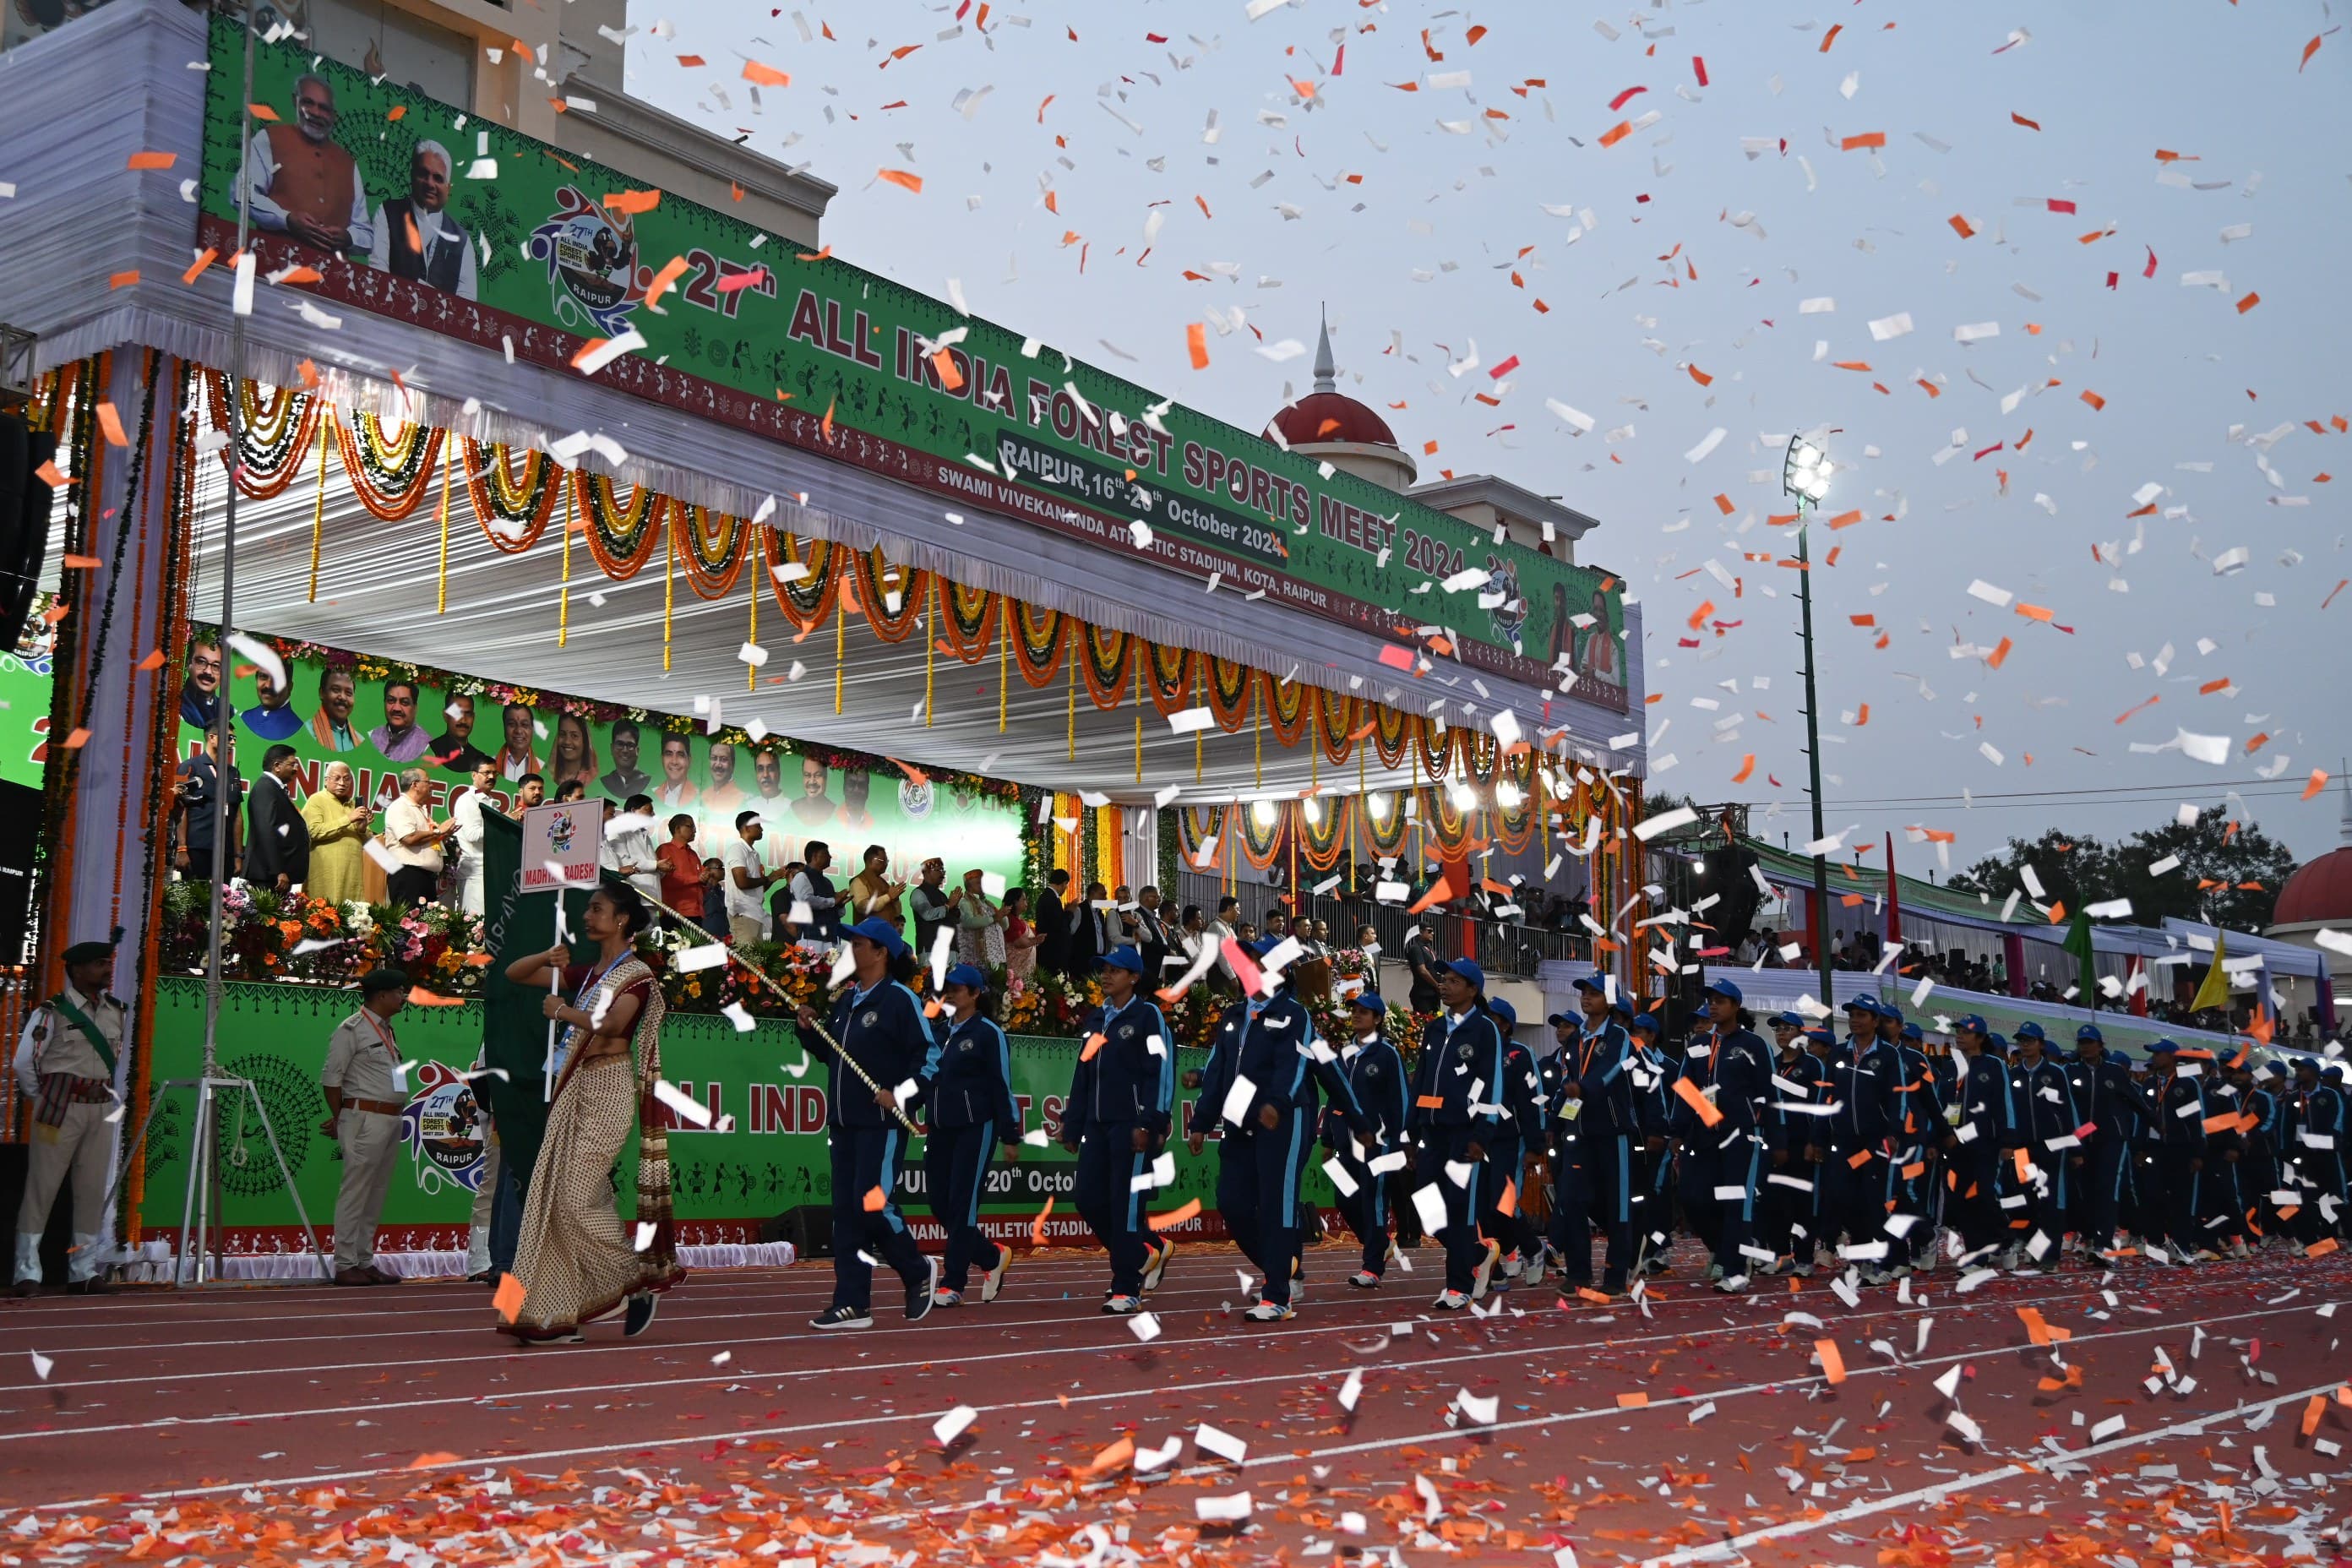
[1, 1238, 2349, 1564]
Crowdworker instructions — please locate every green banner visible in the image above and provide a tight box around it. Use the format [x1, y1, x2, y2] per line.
[178, 640, 1025, 926]
[133, 977, 1303, 1250]
[193, 18, 1626, 700]
[0, 646, 53, 791]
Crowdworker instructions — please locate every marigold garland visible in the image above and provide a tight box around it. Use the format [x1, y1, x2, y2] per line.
[576, 471, 667, 577]
[764, 531, 844, 631]
[673, 504, 746, 598]
[854, 548, 927, 643]
[333, 411, 444, 520]
[935, 578, 999, 661]
[462, 438, 559, 552]
[1010, 600, 1072, 689]
[1078, 624, 1134, 709]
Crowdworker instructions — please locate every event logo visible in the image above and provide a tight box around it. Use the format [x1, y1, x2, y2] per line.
[526, 188, 645, 337]
[544, 808, 580, 857]
[897, 778, 934, 819]
[400, 1060, 487, 1197]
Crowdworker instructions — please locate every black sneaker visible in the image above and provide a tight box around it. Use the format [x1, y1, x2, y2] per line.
[906, 1256, 941, 1322]
[623, 1292, 658, 1338]
[811, 1304, 874, 1330]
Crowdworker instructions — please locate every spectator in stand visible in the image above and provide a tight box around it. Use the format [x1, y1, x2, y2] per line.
[656, 814, 703, 931]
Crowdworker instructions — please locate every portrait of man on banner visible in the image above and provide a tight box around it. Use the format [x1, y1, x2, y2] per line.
[366, 138, 477, 300]
[234, 71, 373, 259]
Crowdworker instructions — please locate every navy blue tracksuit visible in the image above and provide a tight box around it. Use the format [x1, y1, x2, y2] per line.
[2135, 1064, 2208, 1253]
[1405, 1005, 1507, 1293]
[1323, 1032, 1406, 1275]
[1191, 990, 1361, 1305]
[1482, 1033, 1547, 1269]
[1064, 995, 1174, 1297]
[1949, 1050, 2018, 1255]
[1670, 1030, 1724, 1255]
[1704, 1027, 1774, 1275]
[2066, 1048, 2138, 1250]
[1544, 1018, 1639, 1288]
[815, 979, 940, 1312]
[2202, 1078, 2250, 1244]
[924, 1012, 1019, 1293]
[2285, 1082, 2347, 1244]
[2009, 1052, 2078, 1254]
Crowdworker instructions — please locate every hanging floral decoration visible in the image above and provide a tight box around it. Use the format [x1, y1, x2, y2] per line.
[576, 472, 667, 577]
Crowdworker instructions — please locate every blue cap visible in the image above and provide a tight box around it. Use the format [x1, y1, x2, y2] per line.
[1572, 972, 1611, 994]
[2075, 1024, 2104, 1044]
[1880, 1002, 1904, 1024]
[845, 917, 909, 957]
[1102, 945, 1146, 975]
[2014, 1021, 2046, 1042]
[2324, 1063, 2345, 1081]
[943, 963, 988, 991]
[1702, 977, 1743, 1004]
[1843, 996, 1879, 1015]
[1546, 1010, 1577, 1026]
[1805, 1026, 1836, 1046]
[1630, 1013, 1660, 1036]
[1351, 991, 1386, 1015]
[1769, 1010, 1805, 1028]
[1986, 1032, 2009, 1052]
[1686, 1008, 1712, 1028]
[1954, 1014, 1988, 1036]
[2145, 1037, 2180, 1055]
[1444, 957, 1486, 991]
[1611, 996, 1636, 1018]
[1901, 1022, 1923, 1042]
[1488, 998, 1518, 1030]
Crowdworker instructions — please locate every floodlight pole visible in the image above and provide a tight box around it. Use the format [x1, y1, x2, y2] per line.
[1794, 505, 1833, 1013]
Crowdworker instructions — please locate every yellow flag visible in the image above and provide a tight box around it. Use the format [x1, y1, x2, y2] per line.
[2189, 931, 2231, 1014]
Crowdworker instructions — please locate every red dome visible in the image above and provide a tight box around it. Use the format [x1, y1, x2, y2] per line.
[2273, 846, 2352, 927]
[1267, 391, 1398, 450]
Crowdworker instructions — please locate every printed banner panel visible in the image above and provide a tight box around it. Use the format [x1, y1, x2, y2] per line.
[193, 17, 1627, 703]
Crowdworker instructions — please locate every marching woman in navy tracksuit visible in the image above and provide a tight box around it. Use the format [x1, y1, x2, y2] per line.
[1324, 993, 1407, 1288]
[796, 917, 943, 1331]
[1062, 947, 1175, 1315]
[1405, 957, 1508, 1312]
[924, 963, 1021, 1308]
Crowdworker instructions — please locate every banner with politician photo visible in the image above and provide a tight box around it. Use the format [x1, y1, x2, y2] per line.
[174, 634, 1027, 944]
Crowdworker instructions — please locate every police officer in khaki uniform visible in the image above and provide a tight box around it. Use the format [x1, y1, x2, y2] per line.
[11, 938, 129, 1297]
[318, 970, 411, 1286]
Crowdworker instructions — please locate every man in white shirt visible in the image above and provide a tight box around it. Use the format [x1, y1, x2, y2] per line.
[449, 758, 497, 917]
[381, 768, 455, 907]
[600, 794, 663, 906]
[365, 140, 478, 300]
[1203, 896, 1241, 995]
[721, 810, 777, 945]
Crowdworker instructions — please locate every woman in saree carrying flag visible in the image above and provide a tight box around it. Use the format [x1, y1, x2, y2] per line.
[497, 883, 684, 1342]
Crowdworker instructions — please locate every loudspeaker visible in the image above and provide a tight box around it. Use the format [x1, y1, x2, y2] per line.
[762, 1203, 833, 1257]
[0, 412, 56, 655]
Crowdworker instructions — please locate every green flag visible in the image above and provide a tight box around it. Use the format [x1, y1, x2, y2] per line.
[477, 807, 596, 1187]
[2061, 909, 2097, 1003]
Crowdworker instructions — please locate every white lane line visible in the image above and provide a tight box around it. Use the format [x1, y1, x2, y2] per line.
[24, 1276, 2304, 1500]
[1636, 1378, 2352, 1566]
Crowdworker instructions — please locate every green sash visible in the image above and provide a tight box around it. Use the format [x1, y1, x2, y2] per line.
[48, 994, 117, 1075]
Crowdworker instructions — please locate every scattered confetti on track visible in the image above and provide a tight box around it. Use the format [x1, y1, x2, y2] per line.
[4, 1239, 2349, 1562]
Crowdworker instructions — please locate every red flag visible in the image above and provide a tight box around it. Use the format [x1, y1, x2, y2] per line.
[1884, 832, 1903, 946]
[2127, 955, 2149, 1017]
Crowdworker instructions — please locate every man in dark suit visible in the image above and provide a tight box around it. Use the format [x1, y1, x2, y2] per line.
[1036, 868, 1073, 976]
[1068, 880, 1113, 977]
[1131, 885, 1171, 988]
[242, 743, 312, 896]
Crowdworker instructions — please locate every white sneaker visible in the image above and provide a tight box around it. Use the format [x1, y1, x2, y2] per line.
[1470, 1240, 1503, 1301]
[1142, 1237, 1174, 1294]
[1244, 1299, 1295, 1322]
[980, 1250, 1011, 1304]
[1715, 1274, 1750, 1295]
[1433, 1288, 1471, 1311]
[1102, 1293, 1142, 1315]
[1348, 1271, 1381, 1289]
[1500, 1250, 1525, 1279]
[931, 1288, 963, 1308]
[1705, 1262, 1725, 1283]
[1790, 1263, 1815, 1279]
[1523, 1249, 1549, 1288]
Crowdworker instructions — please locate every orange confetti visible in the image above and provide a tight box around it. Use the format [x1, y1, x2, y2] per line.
[1615, 1391, 1650, 1408]
[2300, 35, 2323, 70]
[1030, 1195, 1055, 1247]
[1598, 121, 1634, 149]
[181, 248, 218, 285]
[2303, 769, 2331, 801]
[2235, 291, 2261, 314]
[405, 1452, 461, 1470]
[1672, 1075, 1723, 1128]
[2011, 112, 2041, 131]
[743, 60, 792, 87]
[862, 1185, 888, 1212]
[106, 270, 139, 290]
[492, 1273, 525, 1323]
[1149, 1198, 1201, 1232]
[1186, 322, 1209, 369]
[1731, 754, 1756, 784]
[1816, 1339, 1847, 1384]
[1986, 636, 2014, 670]
[644, 253, 690, 313]
[2081, 389, 2106, 411]
[1819, 23, 1843, 52]
[95, 402, 129, 448]
[1948, 215, 1975, 239]
[1839, 131, 1885, 152]
[126, 151, 176, 171]
[59, 727, 90, 750]
[602, 188, 661, 215]
[876, 168, 924, 193]
[1086, 1436, 1135, 1473]
[406, 987, 466, 1007]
